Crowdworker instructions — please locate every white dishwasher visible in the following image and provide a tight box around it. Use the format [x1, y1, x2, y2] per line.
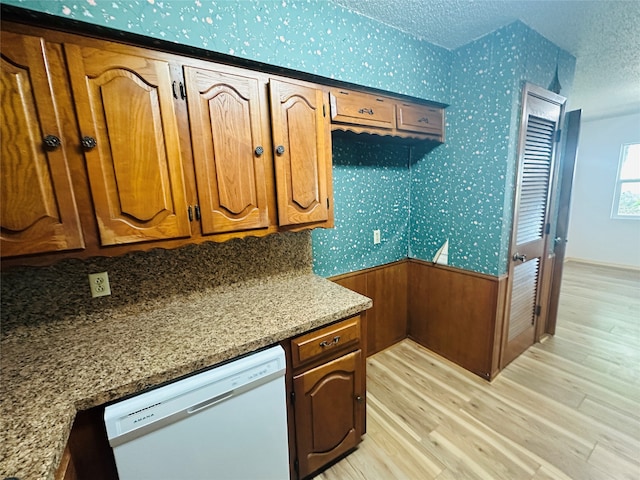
[104, 345, 290, 480]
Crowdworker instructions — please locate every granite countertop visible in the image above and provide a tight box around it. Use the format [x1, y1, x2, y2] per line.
[0, 272, 372, 480]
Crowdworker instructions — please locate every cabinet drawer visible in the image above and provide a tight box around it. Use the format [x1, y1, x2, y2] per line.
[396, 103, 444, 137]
[291, 316, 360, 368]
[329, 90, 395, 129]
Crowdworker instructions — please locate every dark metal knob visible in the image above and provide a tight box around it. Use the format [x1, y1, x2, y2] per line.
[81, 136, 97, 150]
[43, 134, 61, 150]
[275, 145, 285, 155]
[255, 146, 264, 157]
[512, 253, 527, 262]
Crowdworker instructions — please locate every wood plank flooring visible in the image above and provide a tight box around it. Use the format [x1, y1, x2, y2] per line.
[317, 261, 640, 479]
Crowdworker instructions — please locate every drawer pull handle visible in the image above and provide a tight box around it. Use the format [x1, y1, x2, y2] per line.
[418, 116, 430, 123]
[320, 335, 340, 348]
[358, 107, 374, 115]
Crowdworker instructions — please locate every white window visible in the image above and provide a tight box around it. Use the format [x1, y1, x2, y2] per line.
[612, 143, 640, 219]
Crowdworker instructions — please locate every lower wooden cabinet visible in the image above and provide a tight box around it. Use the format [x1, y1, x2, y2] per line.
[286, 315, 366, 479]
[54, 445, 77, 480]
[293, 349, 364, 478]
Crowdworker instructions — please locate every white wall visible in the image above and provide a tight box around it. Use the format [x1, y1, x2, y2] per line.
[566, 111, 640, 269]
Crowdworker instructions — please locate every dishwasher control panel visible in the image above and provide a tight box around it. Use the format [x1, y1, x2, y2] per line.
[105, 346, 286, 444]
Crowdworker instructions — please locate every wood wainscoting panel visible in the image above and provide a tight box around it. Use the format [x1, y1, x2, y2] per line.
[332, 261, 408, 357]
[407, 260, 507, 380]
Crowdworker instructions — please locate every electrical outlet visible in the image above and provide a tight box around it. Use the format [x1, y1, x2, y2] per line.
[373, 229, 381, 245]
[88, 272, 111, 298]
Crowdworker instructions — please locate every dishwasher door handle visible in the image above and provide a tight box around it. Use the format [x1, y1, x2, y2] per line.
[187, 391, 234, 414]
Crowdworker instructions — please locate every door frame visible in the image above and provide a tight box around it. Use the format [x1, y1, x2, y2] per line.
[543, 109, 582, 336]
[500, 83, 567, 369]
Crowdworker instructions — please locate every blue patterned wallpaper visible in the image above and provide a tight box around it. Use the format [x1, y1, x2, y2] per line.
[2, 0, 450, 102]
[3, 1, 575, 277]
[410, 21, 575, 276]
[312, 136, 410, 277]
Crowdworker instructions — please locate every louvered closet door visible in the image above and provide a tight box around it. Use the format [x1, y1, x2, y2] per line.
[502, 85, 565, 368]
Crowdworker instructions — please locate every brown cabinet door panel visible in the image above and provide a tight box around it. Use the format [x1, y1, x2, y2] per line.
[396, 103, 444, 139]
[269, 79, 330, 226]
[329, 89, 395, 129]
[65, 44, 190, 245]
[184, 66, 269, 234]
[1, 31, 84, 257]
[293, 350, 364, 478]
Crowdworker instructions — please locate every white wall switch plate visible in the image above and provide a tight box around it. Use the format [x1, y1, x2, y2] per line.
[88, 272, 111, 298]
[373, 229, 381, 244]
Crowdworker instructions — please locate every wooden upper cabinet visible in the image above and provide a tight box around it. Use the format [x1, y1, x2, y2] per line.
[269, 79, 331, 226]
[0, 31, 85, 257]
[183, 66, 270, 234]
[64, 44, 191, 246]
[329, 86, 445, 143]
[396, 102, 444, 141]
[329, 89, 395, 129]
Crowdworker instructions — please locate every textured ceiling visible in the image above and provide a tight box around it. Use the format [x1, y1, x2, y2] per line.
[330, 0, 640, 120]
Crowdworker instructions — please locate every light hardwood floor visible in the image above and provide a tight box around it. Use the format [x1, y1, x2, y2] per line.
[318, 261, 640, 480]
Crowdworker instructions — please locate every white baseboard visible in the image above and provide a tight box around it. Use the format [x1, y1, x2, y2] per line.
[564, 257, 640, 272]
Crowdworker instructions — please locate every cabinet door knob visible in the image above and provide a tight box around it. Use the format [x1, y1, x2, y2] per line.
[255, 146, 264, 157]
[81, 136, 97, 150]
[356, 395, 364, 403]
[275, 145, 285, 155]
[43, 134, 61, 150]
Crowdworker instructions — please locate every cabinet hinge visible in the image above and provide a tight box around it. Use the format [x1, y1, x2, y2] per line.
[535, 305, 541, 317]
[545, 222, 550, 234]
[323, 104, 326, 117]
[326, 198, 330, 209]
[290, 391, 295, 404]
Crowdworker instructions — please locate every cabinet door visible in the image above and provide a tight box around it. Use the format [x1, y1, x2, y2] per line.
[184, 66, 269, 233]
[293, 350, 364, 478]
[329, 89, 395, 129]
[0, 31, 84, 257]
[269, 79, 330, 226]
[396, 103, 444, 140]
[65, 44, 190, 246]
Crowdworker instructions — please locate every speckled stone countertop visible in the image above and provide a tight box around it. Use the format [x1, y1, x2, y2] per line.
[1, 272, 371, 480]
[0, 233, 371, 480]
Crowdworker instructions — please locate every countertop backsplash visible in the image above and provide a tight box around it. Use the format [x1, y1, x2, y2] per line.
[1, 231, 313, 333]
